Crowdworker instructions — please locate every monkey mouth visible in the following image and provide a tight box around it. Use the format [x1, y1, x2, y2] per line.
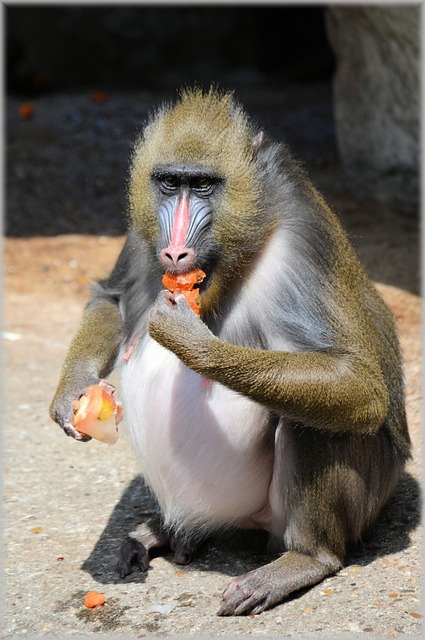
[162, 267, 211, 296]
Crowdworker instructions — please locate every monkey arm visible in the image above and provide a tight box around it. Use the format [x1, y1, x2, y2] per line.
[200, 340, 388, 434]
[49, 297, 123, 437]
[49, 234, 145, 437]
[149, 293, 389, 435]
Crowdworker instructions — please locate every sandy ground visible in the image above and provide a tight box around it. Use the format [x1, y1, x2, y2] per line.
[3, 88, 422, 639]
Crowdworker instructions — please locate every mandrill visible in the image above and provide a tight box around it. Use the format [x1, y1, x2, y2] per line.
[50, 87, 410, 616]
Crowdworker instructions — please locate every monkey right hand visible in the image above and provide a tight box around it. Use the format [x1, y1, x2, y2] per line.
[49, 377, 112, 441]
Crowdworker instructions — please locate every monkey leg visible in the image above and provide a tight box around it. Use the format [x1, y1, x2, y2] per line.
[217, 549, 341, 616]
[117, 517, 199, 578]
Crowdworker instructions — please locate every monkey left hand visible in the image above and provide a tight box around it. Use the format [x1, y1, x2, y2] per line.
[148, 290, 213, 364]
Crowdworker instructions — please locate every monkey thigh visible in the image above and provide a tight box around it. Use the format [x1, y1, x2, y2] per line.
[218, 424, 399, 616]
[279, 423, 402, 559]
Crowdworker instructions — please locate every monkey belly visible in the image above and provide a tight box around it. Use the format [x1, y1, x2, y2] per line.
[120, 335, 275, 535]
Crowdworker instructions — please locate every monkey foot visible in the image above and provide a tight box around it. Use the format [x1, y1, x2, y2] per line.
[117, 520, 199, 578]
[117, 522, 170, 578]
[218, 566, 281, 616]
[217, 551, 338, 616]
[117, 536, 151, 577]
[169, 535, 197, 565]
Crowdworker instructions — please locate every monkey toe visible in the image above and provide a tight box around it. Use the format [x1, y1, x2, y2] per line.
[221, 577, 240, 600]
[172, 544, 195, 565]
[218, 580, 269, 616]
[169, 535, 197, 565]
[117, 536, 150, 578]
[218, 564, 289, 616]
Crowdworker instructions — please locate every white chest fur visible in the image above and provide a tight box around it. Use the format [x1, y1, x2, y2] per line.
[120, 335, 273, 536]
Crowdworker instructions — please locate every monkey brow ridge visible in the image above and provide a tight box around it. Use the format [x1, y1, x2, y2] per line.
[152, 163, 223, 180]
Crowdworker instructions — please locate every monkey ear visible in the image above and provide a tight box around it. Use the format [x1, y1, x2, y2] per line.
[252, 131, 264, 153]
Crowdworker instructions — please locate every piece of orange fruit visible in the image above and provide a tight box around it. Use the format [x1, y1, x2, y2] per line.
[73, 385, 122, 444]
[84, 591, 105, 608]
[162, 269, 206, 316]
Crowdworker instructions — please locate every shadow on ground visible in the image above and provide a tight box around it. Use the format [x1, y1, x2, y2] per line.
[82, 470, 421, 587]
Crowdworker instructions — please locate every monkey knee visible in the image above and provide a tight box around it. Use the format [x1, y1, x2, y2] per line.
[284, 517, 346, 567]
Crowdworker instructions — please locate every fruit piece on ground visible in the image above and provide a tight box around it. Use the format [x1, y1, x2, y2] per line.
[84, 591, 105, 608]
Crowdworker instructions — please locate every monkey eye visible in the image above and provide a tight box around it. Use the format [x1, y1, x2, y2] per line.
[160, 175, 179, 191]
[191, 176, 213, 193]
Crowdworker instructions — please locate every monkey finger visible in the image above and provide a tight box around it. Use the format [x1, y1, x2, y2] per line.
[63, 421, 92, 441]
[217, 584, 269, 616]
[162, 289, 176, 305]
[173, 292, 191, 309]
[161, 290, 192, 313]
[98, 379, 116, 394]
[154, 289, 177, 311]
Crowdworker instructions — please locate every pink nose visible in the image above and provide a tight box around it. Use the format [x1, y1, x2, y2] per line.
[160, 246, 196, 269]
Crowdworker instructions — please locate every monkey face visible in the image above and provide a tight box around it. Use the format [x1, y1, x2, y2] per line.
[128, 88, 266, 306]
[152, 166, 223, 277]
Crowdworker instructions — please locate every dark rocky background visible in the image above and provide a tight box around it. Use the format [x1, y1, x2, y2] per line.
[6, 5, 335, 94]
[6, 4, 419, 237]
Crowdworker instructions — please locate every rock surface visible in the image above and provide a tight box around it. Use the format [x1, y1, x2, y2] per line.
[326, 5, 420, 203]
[4, 87, 421, 638]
